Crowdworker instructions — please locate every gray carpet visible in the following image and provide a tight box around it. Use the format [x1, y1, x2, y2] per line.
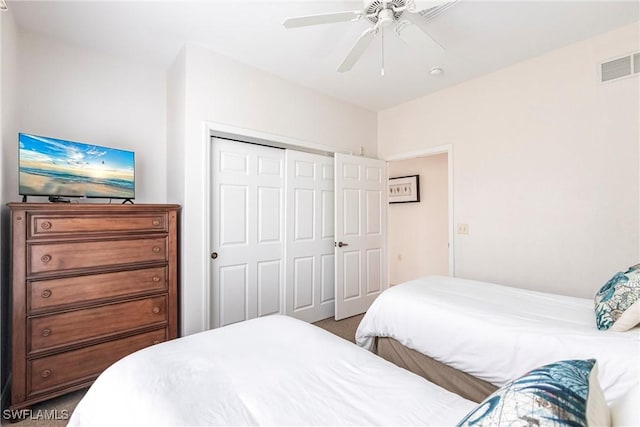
[2, 314, 364, 426]
[313, 313, 364, 343]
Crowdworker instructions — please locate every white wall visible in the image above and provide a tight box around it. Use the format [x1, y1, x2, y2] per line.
[15, 31, 167, 204]
[166, 48, 186, 215]
[388, 154, 449, 284]
[168, 43, 378, 335]
[379, 22, 640, 298]
[0, 7, 19, 409]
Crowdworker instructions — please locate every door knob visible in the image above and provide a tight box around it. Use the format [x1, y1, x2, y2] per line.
[337, 242, 349, 248]
[210, 252, 218, 259]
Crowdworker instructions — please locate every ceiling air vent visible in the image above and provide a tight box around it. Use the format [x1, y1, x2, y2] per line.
[601, 53, 640, 83]
[418, 1, 459, 21]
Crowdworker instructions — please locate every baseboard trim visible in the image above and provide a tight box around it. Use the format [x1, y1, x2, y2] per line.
[1, 374, 11, 411]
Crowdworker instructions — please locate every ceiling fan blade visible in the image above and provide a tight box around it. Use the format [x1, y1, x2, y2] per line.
[396, 11, 444, 52]
[394, 21, 443, 56]
[337, 28, 377, 73]
[283, 10, 361, 29]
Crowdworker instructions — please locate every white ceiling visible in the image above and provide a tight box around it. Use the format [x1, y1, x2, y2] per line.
[8, 0, 640, 111]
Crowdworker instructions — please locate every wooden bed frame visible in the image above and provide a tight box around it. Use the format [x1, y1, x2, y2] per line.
[375, 337, 498, 403]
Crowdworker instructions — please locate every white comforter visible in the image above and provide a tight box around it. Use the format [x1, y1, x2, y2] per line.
[356, 276, 640, 404]
[69, 315, 475, 426]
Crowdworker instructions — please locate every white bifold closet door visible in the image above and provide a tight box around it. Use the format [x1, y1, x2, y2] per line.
[211, 139, 285, 328]
[284, 150, 335, 323]
[334, 153, 388, 320]
[211, 139, 387, 328]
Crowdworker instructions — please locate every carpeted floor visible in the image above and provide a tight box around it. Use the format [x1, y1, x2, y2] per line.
[313, 313, 364, 343]
[2, 314, 365, 426]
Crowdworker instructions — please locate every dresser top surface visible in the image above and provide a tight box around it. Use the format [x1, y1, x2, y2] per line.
[8, 203, 180, 212]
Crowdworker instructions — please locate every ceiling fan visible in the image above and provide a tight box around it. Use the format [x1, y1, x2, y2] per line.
[282, 0, 456, 73]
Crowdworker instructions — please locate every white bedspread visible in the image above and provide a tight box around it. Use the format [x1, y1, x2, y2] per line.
[69, 315, 475, 426]
[356, 276, 640, 404]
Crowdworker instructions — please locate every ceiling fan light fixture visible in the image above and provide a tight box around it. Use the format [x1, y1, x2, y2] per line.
[377, 8, 395, 28]
[429, 66, 443, 76]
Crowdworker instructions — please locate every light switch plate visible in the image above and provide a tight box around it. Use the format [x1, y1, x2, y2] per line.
[457, 224, 469, 235]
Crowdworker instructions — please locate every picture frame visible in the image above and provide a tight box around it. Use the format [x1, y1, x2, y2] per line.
[388, 174, 420, 204]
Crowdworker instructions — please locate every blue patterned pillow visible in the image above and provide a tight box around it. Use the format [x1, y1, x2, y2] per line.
[456, 359, 610, 427]
[595, 264, 640, 331]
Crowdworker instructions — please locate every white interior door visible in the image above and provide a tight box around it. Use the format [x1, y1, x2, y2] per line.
[334, 153, 388, 320]
[211, 138, 285, 328]
[284, 150, 335, 323]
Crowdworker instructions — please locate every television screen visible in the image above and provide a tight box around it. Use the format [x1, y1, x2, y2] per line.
[19, 133, 135, 199]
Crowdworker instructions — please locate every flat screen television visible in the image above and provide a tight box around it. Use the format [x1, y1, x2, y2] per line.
[19, 133, 135, 200]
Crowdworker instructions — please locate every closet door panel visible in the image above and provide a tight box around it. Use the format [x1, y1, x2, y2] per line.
[211, 139, 284, 328]
[334, 153, 388, 320]
[257, 260, 281, 317]
[285, 151, 335, 323]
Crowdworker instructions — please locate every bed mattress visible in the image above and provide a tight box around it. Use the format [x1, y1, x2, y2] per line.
[69, 315, 476, 426]
[356, 275, 640, 404]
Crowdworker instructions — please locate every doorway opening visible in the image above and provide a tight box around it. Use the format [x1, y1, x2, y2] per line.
[387, 150, 452, 285]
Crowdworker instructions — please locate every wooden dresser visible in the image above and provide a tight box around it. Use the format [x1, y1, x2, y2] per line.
[8, 203, 180, 410]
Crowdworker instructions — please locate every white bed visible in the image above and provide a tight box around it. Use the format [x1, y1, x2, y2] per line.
[356, 276, 640, 404]
[69, 315, 476, 426]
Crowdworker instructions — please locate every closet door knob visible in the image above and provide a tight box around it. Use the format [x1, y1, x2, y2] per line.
[210, 252, 218, 259]
[337, 242, 349, 248]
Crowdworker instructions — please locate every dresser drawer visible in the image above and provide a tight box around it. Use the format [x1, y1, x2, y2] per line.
[29, 213, 168, 238]
[28, 237, 167, 275]
[28, 267, 167, 312]
[28, 328, 167, 396]
[29, 296, 167, 353]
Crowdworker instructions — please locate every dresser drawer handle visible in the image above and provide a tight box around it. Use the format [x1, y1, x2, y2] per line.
[41, 221, 52, 230]
[152, 276, 161, 282]
[152, 307, 161, 314]
[41, 289, 52, 298]
[152, 247, 161, 254]
[152, 219, 161, 226]
[41, 369, 52, 378]
[153, 340, 161, 345]
[41, 328, 52, 337]
[40, 254, 52, 264]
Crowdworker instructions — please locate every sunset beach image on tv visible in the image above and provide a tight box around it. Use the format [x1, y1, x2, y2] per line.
[19, 133, 135, 199]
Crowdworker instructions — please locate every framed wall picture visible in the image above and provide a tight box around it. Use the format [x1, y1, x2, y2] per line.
[388, 175, 420, 203]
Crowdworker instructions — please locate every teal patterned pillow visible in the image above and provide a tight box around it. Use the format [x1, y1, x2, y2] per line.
[595, 264, 640, 331]
[456, 359, 610, 427]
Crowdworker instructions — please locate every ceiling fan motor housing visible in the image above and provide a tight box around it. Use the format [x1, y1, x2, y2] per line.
[365, 0, 406, 24]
